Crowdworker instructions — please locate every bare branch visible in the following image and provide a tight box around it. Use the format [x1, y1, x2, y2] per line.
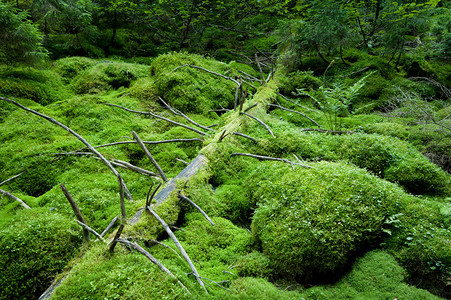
[111, 159, 159, 177]
[159, 97, 214, 132]
[60, 184, 89, 242]
[100, 215, 119, 238]
[146, 205, 208, 293]
[149, 239, 183, 261]
[75, 220, 105, 242]
[268, 103, 321, 127]
[104, 103, 207, 136]
[0, 173, 23, 187]
[240, 112, 275, 137]
[0, 97, 133, 201]
[117, 238, 191, 295]
[232, 132, 258, 143]
[88, 139, 203, 150]
[133, 131, 168, 182]
[178, 192, 215, 226]
[109, 223, 124, 253]
[231, 153, 312, 169]
[0, 188, 30, 209]
[276, 93, 316, 112]
[176, 158, 189, 165]
[300, 128, 355, 134]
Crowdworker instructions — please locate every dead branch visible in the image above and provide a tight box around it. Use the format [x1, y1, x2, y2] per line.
[104, 103, 207, 136]
[218, 130, 230, 142]
[100, 215, 119, 238]
[198, 276, 230, 291]
[133, 131, 168, 182]
[117, 238, 191, 295]
[186, 64, 240, 85]
[237, 70, 262, 83]
[240, 112, 275, 137]
[61, 184, 89, 242]
[239, 86, 249, 112]
[208, 109, 231, 113]
[0, 173, 23, 187]
[231, 153, 312, 169]
[146, 205, 208, 293]
[118, 175, 126, 220]
[232, 132, 258, 143]
[0, 188, 30, 209]
[0, 97, 133, 202]
[243, 103, 258, 113]
[159, 97, 214, 132]
[109, 223, 124, 253]
[111, 159, 159, 177]
[300, 128, 355, 134]
[89, 139, 203, 149]
[146, 182, 162, 207]
[276, 93, 316, 112]
[150, 240, 183, 261]
[178, 192, 215, 226]
[176, 158, 189, 165]
[75, 220, 105, 242]
[268, 103, 322, 128]
[255, 54, 266, 83]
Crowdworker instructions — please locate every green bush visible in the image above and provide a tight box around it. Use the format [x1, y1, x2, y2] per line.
[0, 208, 81, 300]
[277, 70, 322, 95]
[249, 161, 407, 281]
[148, 52, 237, 113]
[72, 61, 149, 94]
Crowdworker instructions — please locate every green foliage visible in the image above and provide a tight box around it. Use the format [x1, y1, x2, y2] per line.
[0, 208, 81, 300]
[299, 250, 441, 299]
[148, 52, 237, 113]
[0, 2, 47, 65]
[249, 161, 407, 281]
[277, 70, 322, 95]
[72, 61, 149, 94]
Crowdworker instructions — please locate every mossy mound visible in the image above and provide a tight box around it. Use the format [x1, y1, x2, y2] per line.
[0, 208, 82, 300]
[147, 52, 238, 113]
[52, 56, 98, 83]
[72, 61, 149, 94]
[249, 161, 410, 281]
[0, 69, 69, 105]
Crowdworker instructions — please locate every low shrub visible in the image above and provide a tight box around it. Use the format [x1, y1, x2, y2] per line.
[0, 208, 81, 300]
[52, 56, 98, 83]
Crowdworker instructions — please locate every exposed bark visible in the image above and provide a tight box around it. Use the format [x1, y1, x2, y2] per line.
[75, 220, 105, 242]
[111, 159, 159, 177]
[178, 192, 215, 226]
[231, 153, 312, 169]
[146, 205, 208, 293]
[109, 223, 124, 253]
[100, 216, 119, 238]
[133, 131, 168, 182]
[0, 188, 30, 209]
[104, 103, 207, 136]
[60, 184, 89, 243]
[0, 97, 133, 201]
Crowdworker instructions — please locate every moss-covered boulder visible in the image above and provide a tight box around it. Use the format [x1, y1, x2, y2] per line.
[249, 161, 409, 281]
[0, 209, 82, 300]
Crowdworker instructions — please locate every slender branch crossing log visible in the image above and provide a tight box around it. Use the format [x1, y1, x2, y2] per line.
[109, 223, 124, 253]
[89, 139, 202, 149]
[178, 192, 215, 226]
[159, 97, 214, 132]
[75, 220, 105, 242]
[0, 188, 30, 209]
[231, 153, 312, 169]
[241, 112, 275, 137]
[117, 238, 191, 295]
[146, 205, 208, 293]
[0, 173, 23, 187]
[104, 103, 207, 136]
[133, 131, 168, 182]
[61, 184, 89, 242]
[112, 159, 159, 177]
[100, 215, 119, 238]
[150, 240, 183, 260]
[232, 132, 258, 143]
[0, 97, 133, 201]
[300, 128, 355, 134]
[268, 104, 321, 127]
[186, 64, 240, 85]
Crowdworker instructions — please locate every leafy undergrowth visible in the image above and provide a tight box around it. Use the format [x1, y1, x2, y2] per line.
[0, 52, 450, 299]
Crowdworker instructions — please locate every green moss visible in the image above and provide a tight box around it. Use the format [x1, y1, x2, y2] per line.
[52, 57, 98, 83]
[249, 161, 407, 281]
[72, 61, 149, 94]
[0, 208, 82, 300]
[299, 250, 441, 299]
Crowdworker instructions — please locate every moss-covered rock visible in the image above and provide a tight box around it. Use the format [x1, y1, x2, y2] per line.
[249, 161, 409, 281]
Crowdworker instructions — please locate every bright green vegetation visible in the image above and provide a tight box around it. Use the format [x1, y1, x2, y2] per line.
[1, 1, 450, 299]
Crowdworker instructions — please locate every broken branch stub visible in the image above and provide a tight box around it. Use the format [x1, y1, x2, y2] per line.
[132, 131, 168, 182]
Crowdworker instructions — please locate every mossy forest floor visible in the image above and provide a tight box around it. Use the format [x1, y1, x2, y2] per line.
[0, 52, 450, 299]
